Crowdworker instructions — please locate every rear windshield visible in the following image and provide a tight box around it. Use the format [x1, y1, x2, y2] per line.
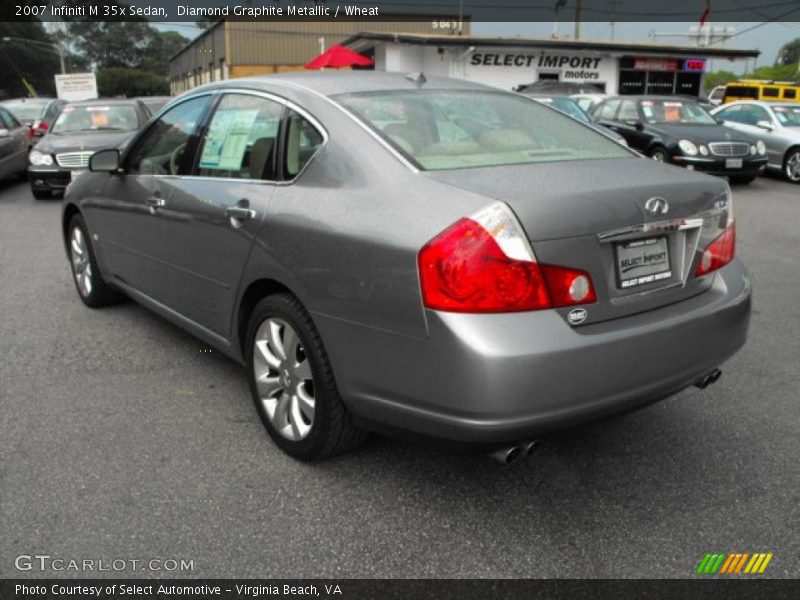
[2, 101, 47, 122]
[640, 99, 717, 125]
[335, 90, 629, 171]
[52, 104, 139, 133]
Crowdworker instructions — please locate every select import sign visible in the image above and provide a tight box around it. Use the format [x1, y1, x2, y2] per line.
[55, 72, 98, 101]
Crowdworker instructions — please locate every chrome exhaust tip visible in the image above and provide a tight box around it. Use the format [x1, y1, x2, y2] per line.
[489, 445, 523, 465]
[695, 368, 722, 389]
[522, 439, 541, 457]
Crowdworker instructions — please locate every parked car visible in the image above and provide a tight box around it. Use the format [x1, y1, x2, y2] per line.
[0, 105, 30, 182]
[711, 101, 800, 183]
[62, 73, 750, 461]
[592, 95, 768, 184]
[28, 98, 150, 199]
[708, 85, 726, 106]
[0, 97, 66, 139]
[136, 96, 172, 116]
[522, 93, 628, 146]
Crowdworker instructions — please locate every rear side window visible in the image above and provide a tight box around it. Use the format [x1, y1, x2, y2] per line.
[282, 110, 325, 179]
[763, 87, 780, 98]
[337, 90, 629, 171]
[783, 89, 797, 99]
[197, 93, 284, 180]
[725, 86, 759, 99]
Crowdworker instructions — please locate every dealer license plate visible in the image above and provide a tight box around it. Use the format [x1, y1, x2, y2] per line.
[725, 158, 743, 169]
[616, 237, 672, 289]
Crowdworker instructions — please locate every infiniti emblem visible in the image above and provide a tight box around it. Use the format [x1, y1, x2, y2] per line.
[644, 197, 669, 215]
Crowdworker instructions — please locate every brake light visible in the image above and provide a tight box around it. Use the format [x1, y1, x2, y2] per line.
[418, 202, 596, 313]
[696, 222, 736, 277]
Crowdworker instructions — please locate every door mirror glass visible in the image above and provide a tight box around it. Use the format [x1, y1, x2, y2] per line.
[89, 148, 121, 172]
[756, 120, 774, 131]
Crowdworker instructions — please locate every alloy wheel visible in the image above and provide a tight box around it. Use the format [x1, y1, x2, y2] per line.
[253, 318, 315, 441]
[69, 226, 93, 298]
[786, 152, 800, 182]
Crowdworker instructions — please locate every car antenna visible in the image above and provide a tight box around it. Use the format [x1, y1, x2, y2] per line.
[405, 72, 427, 88]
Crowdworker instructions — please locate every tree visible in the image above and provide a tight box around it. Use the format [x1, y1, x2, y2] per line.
[776, 37, 800, 67]
[0, 20, 60, 98]
[703, 70, 738, 92]
[97, 67, 169, 97]
[139, 30, 189, 75]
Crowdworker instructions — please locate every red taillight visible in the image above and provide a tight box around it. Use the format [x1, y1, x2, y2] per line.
[696, 222, 736, 277]
[418, 206, 596, 313]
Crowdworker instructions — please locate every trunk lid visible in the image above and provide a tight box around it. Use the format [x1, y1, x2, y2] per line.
[425, 157, 732, 324]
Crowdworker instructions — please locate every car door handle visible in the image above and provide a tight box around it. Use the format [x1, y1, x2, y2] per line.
[146, 196, 165, 208]
[225, 205, 255, 221]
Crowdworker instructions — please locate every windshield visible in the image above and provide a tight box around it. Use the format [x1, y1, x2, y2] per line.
[640, 99, 717, 125]
[3, 101, 47, 122]
[52, 104, 139, 133]
[335, 90, 629, 171]
[545, 97, 591, 123]
[773, 105, 800, 127]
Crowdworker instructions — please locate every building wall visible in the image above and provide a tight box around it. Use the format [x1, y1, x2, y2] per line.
[170, 20, 470, 95]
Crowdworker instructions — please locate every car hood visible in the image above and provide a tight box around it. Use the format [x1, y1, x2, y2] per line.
[34, 130, 135, 154]
[424, 157, 728, 241]
[648, 123, 757, 144]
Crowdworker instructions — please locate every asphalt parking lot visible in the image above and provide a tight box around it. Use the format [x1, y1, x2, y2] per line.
[1, 174, 798, 579]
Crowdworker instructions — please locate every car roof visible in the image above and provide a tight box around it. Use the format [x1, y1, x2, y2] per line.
[605, 95, 701, 102]
[66, 98, 143, 107]
[0, 97, 56, 105]
[195, 71, 498, 97]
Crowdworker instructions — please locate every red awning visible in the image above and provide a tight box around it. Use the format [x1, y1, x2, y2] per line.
[304, 45, 374, 69]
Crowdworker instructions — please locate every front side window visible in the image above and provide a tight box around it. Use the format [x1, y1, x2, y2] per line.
[737, 105, 771, 126]
[336, 90, 629, 171]
[596, 99, 620, 120]
[198, 94, 284, 180]
[283, 109, 325, 179]
[617, 100, 640, 122]
[0, 108, 19, 129]
[52, 104, 139, 133]
[715, 105, 741, 123]
[640, 100, 716, 125]
[127, 95, 212, 176]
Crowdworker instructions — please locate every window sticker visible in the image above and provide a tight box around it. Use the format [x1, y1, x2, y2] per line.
[641, 105, 654, 118]
[200, 109, 259, 170]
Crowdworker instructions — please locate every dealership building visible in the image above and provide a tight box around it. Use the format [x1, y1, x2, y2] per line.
[341, 33, 760, 95]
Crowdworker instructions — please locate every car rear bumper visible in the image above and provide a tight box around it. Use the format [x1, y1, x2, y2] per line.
[318, 259, 751, 445]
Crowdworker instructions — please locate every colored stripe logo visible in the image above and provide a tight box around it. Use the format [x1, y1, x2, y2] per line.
[696, 552, 773, 574]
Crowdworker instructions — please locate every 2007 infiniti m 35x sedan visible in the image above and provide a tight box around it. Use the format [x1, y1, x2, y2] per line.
[62, 73, 750, 461]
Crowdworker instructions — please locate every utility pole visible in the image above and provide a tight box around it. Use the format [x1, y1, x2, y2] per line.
[609, 0, 616, 40]
[574, 0, 582, 40]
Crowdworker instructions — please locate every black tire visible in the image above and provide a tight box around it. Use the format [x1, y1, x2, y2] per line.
[783, 148, 800, 183]
[729, 174, 756, 185]
[649, 146, 670, 162]
[245, 292, 367, 460]
[32, 188, 51, 200]
[67, 214, 124, 308]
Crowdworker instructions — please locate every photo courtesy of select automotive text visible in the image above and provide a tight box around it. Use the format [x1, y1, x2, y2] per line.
[2, 0, 800, 598]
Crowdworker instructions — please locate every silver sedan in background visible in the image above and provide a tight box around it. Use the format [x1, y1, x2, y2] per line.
[62, 73, 750, 461]
[712, 101, 800, 183]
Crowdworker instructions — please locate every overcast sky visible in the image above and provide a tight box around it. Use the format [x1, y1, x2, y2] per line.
[159, 21, 800, 73]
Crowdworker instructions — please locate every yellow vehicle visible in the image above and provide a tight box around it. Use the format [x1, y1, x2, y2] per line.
[723, 80, 800, 104]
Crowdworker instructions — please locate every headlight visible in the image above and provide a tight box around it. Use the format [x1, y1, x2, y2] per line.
[29, 150, 53, 166]
[757, 140, 766, 155]
[678, 139, 698, 156]
[699, 145, 709, 156]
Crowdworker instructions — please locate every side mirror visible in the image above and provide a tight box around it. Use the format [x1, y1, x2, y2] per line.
[756, 120, 774, 131]
[89, 148, 122, 173]
[0, 128, 9, 138]
[625, 119, 644, 131]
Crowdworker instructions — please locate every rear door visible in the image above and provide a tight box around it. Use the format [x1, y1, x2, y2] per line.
[154, 91, 286, 336]
[0, 108, 27, 177]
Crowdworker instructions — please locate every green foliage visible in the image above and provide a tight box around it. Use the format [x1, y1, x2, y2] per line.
[750, 64, 799, 82]
[776, 38, 800, 66]
[97, 67, 169, 97]
[703, 71, 739, 92]
[0, 20, 60, 98]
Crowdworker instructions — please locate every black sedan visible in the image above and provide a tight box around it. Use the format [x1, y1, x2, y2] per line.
[28, 98, 150, 199]
[592, 96, 768, 184]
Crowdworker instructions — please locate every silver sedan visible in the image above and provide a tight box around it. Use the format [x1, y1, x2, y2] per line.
[712, 101, 800, 183]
